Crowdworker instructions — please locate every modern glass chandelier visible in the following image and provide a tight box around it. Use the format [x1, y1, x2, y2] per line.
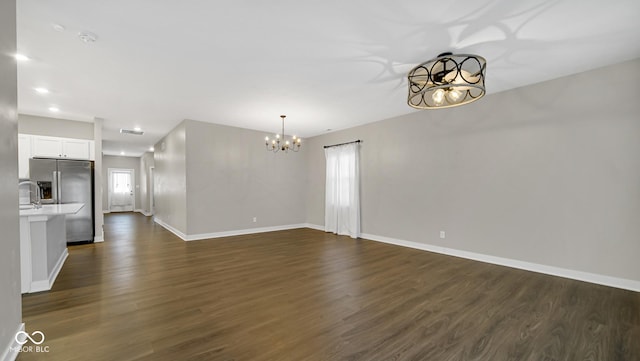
[408, 52, 486, 109]
[265, 115, 301, 153]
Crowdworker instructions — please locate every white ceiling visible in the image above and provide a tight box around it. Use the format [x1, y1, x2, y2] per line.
[16, 0, 640, 156]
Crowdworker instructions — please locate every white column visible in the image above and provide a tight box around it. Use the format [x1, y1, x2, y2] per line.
[93, 117, 104, 242]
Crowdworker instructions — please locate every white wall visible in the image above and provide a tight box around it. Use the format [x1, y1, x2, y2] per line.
[153, 119, 307, 238]
[0, 0, 23, 359]
[153, 121, 188, 234]
[18, 114, 94, 140]
[184, 120, 307, 235]
[102, 155, 142, 211]
[305, 58, 640, 283]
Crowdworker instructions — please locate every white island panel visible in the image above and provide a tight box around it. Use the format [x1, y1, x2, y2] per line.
[19, 203, 84, 293]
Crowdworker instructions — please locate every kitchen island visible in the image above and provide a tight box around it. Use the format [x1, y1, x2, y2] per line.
[19, 203, 84, 293]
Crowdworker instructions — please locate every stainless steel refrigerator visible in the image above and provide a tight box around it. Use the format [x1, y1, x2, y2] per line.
[29, 158, 95, 244]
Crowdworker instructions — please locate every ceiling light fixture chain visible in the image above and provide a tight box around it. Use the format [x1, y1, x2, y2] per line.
[265, 115, 301, 153]
[408, 52, 486, 109]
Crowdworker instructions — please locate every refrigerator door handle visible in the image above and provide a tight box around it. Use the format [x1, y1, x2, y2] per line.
[52, 171, 58, 203]
[57, 171, 62, 203]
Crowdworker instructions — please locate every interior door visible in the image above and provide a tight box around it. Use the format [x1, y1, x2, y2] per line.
[108, 168, 135, 212]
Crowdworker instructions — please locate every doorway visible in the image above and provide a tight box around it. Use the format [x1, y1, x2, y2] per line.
[108, 168, 135, 212]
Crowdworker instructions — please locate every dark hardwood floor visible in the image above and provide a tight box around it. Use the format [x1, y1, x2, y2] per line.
[20, 212, 640, 360]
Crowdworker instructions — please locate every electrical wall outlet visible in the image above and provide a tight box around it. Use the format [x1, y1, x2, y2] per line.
[253, 217, 257, 223]
[440, 231, 446, 239]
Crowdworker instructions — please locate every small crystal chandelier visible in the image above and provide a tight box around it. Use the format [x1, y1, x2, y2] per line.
[265, 115, 301, 153]
[408, 52, 486, 109]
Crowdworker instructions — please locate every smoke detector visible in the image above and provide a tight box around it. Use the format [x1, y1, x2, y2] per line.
[78, 31, 97, 43]
[120, 128, 144, 135]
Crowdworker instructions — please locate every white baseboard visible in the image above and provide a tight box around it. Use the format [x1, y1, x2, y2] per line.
[136, 209, 152, 217]
[49, 248, 69, 289]
[183, 224, 308, 241]
[29, 249, 68, 293]
[104, 209, 140, 214]
[153, 217, 188, 240]
[94, 228, 104, 243]
[0, 323, 24, 361]
[304, 223, 325, 231]
[359, 232, 640, 292]
[154, 218, 308, 241]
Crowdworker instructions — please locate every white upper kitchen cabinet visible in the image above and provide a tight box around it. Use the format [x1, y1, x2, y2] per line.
[32, 136, 63, 158]
[62, 138, 91, 159]
[19, 134, 96, 179]
[31, 135, 94, 160]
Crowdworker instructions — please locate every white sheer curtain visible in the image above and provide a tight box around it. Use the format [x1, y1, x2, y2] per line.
[324, 142, 360, 238]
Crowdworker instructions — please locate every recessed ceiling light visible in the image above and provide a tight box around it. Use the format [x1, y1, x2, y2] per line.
[35, 87, 49, 94]
[120, 151, 125, 156]
[134, 127, 141, 132]
[52, 23, 65, 32]
[78, 31, 97, 43]
[15, 54, 30, 62]
[149, 147, 154, 152]
[48, 107, 59, 112]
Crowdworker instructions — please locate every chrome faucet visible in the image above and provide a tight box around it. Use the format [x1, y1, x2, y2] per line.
[18, 181, 42, 209]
